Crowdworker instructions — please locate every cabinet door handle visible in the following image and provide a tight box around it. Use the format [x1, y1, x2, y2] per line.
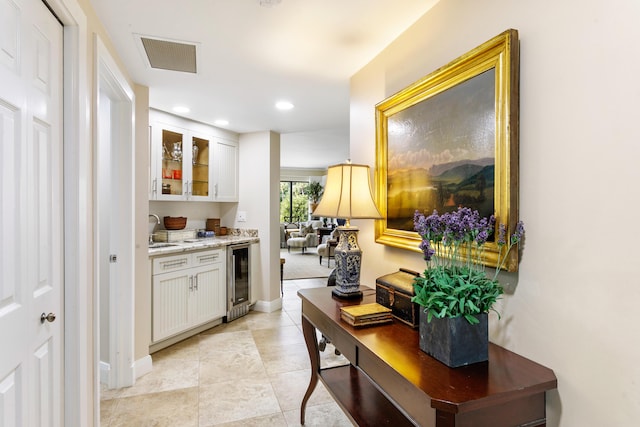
[194, 275, 198, 291]
[189, 276, 194, 291]
[152, 178, 157, 195]
[231, 254, 236, 302]
[215, 183, 218, 197]
[197, 255, 217, 262]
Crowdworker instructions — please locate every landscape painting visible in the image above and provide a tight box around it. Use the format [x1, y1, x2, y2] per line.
[386, 69, 495, 231]
[374, 29, 520, 270]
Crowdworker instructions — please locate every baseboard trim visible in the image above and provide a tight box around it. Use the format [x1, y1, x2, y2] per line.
[252, 297, 283, 313]
[149, 318, 223, 354]
[134, 355, 153, 379]
[99, 361, 110, 384]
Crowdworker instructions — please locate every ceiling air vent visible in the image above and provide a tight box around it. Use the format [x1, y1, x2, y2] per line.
[139, 36, 197, 73]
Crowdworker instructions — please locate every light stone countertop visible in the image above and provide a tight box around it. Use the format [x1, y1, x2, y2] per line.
[148, 235, 259, 257]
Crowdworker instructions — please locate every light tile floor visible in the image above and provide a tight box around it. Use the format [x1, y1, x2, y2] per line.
[100, 278, 353, 426]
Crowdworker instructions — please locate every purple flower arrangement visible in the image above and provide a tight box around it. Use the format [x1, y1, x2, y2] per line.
[412, 207, 525, 324]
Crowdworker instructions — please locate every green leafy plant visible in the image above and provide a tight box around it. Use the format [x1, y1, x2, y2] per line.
[412, 207, 524, 324]
[306, 181, 323, 203]
[280, 181, 309, 222]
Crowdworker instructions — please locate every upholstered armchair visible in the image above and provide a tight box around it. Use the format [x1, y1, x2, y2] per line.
[289, 223, 318, 245]
[317, 229, 339, 266]
[281, 222, 299, 248]
[286, 230, 318, 253]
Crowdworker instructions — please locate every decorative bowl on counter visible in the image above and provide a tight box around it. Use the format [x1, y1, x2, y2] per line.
[164, 216, 187, 230]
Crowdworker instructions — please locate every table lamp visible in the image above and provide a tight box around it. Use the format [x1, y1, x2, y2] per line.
[312, 162, 382, 298]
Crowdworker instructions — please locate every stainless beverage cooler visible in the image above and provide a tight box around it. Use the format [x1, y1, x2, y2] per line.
[225, 243, 251, 322]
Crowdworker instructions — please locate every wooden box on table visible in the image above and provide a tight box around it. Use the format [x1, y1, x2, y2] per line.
[375, 268, 421, 328]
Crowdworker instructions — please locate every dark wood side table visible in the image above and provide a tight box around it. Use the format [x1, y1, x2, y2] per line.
[280, 258, 285, 295]
[317, 226, 334, 242]
[298, 287, 557, 427]
[325, 240, 337, 267]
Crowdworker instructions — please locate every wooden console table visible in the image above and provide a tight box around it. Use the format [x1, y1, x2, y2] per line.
[299, 287, 557, 427]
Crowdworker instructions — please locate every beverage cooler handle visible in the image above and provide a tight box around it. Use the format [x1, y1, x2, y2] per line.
[231, 253, 236, 302]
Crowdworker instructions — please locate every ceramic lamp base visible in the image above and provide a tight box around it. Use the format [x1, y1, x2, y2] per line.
[333, 226, 365, 299]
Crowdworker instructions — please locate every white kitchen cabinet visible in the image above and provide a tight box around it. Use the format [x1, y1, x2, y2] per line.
[189, 263, 226, 326]
[213, 137, 238, 201]
[152, 248, 226, 343]
[150, 122, 214, 201]
[149, 121, 238, 202]
[151, 268, 191, 341]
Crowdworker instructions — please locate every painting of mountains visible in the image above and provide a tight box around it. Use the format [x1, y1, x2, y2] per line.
[375, 29, 519, 270]
[383, 68, 497, 232]
[387, 158, 495, 231]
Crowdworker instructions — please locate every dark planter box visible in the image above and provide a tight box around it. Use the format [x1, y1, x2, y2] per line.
[418, 310, 488, 368]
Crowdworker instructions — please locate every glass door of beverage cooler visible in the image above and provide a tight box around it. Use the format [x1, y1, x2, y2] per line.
[226, 244, 251, 321]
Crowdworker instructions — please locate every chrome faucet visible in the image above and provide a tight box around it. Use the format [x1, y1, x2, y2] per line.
[149, 214, 160, 244]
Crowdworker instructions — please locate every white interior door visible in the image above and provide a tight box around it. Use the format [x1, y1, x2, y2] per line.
[0, 0, 64, 425]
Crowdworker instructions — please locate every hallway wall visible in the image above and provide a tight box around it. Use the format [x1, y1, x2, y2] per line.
[350, 0, 640, 425]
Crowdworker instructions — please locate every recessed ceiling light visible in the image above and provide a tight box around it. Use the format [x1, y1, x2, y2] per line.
[259, 0, 282, 7]
[275, 101, 294, 110]
[214, 119, 229, 126]
[173, 106, 190, 114]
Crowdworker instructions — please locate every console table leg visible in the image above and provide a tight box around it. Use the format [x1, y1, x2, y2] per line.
[300, 315, 320, 425]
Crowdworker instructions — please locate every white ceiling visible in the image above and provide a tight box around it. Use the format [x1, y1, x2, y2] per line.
[89, 0, 439, 169]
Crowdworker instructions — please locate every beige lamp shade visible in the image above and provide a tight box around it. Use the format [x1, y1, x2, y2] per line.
[312, 163, 382, 220]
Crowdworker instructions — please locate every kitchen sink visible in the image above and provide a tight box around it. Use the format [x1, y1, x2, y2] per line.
[149, 243, 179, 248]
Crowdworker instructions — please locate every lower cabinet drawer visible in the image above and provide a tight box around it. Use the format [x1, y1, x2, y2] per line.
[153, 253, 191, 273]
[192, 248, 224, 266]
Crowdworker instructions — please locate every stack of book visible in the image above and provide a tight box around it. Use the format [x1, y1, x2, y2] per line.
[340, 303, 393, 327]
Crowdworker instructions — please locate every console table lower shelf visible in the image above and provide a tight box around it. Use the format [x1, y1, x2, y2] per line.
[316, 364, 415, 426]
[298, 287, 557, 427]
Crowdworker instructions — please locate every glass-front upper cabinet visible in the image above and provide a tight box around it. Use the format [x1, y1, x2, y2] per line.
[191, 136, 210, 198]
[161, 128, 185, 197]
[150, 122, 213, 201]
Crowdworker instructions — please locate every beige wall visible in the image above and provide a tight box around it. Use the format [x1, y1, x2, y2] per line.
[351, 0, 640, 425]
[53, 0, 146, 422]
[134, 84, 150, 361]
[81, 0, 153, 366]
[237, 131, 281, 307]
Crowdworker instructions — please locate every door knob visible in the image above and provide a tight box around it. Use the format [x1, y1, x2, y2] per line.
[40, 312, 56, 323]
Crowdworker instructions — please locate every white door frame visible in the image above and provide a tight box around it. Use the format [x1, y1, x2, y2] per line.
[42, 0, 93, 425]
[94, 34, 136, 390]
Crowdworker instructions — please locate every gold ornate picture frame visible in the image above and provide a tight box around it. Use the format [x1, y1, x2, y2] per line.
[374, 29, 520, 271]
